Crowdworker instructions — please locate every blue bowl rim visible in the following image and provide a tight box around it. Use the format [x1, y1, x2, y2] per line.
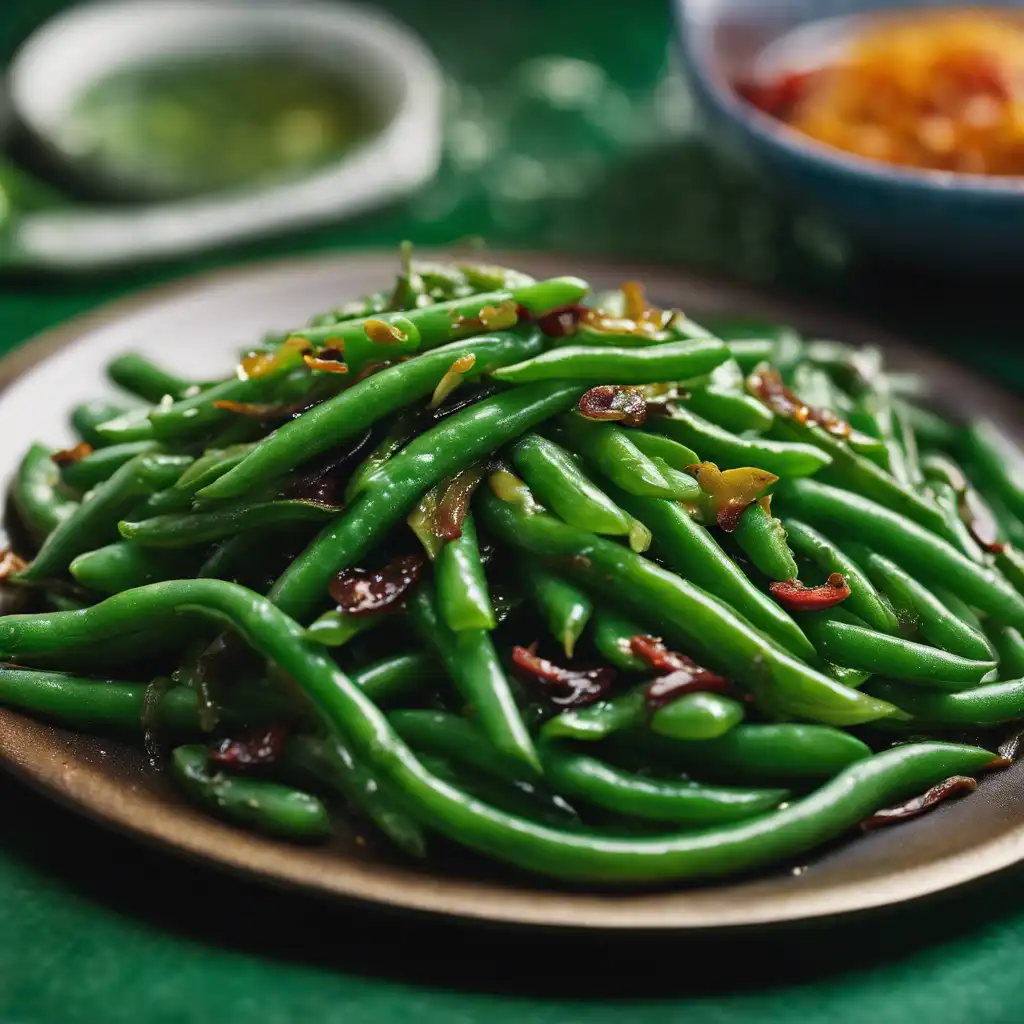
[672, 0, 1024, 200]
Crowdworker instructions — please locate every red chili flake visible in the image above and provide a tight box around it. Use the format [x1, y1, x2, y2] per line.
[511, 644, 614, 708]
[960, 489, 1005, 554]
[747, 366, 852, 440]
[0, 548, 27, 581]
[533, 304, 585, 338]
[50, 442, 93, 466]
[860, 775, 977, 831]
[578, 385, 647, 427]
[769, 573, 851, 612]
[628, 636, 731, 711]
[210, 725, 288, 769]
[329, 554, 424, 616]
[629, 634, 701, 675]
[434, 465, 485, 541]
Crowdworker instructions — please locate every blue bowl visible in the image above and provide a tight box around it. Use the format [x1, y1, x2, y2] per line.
[672, 0, 1024, 273]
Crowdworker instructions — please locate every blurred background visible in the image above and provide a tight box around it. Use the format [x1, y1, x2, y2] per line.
[0, 1, 1018, 373]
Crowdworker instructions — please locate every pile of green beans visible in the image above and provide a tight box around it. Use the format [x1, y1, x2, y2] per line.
[1, 254, 1020, 885]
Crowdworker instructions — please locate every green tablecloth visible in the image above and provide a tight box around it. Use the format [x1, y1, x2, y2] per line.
[1, 4, 1023, 1022]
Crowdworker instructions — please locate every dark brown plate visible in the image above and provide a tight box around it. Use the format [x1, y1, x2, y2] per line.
[0, 251, 1020, 931]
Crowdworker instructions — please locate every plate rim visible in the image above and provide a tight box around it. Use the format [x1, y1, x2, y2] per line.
[2, 249, 1023, 932]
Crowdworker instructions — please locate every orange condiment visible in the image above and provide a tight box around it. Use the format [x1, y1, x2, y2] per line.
[744, 9, 1024, 176]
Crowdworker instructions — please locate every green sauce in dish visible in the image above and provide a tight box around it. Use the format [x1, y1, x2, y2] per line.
[59, 55, 378, 197]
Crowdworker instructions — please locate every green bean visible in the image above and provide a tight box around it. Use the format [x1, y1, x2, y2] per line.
[541, 748, 788, 824]
[270, 382, 586, 623]
[681, 357, 775, 433]
[479, 489, 898, 725]
[979, 487, 1024, 549]
[351, 651, 440, 707]
[94, 406, 159, 444]
[519, 560, 592, 658]
[509, 433, 633, 538]
[559, 415, 697, 500]
[724, 338, 775, 372]
[617, 723, 874, 782]
[986, 624, 1024, 679]
[627, 431, 698, 470]
[119, 500, 339, 548]
[0, 665, 203, 733]
[12, 444, 78, 542]
[407, 586, 540, 774]
[779, 478, 1024, 630]
[604, 484, 816, 661]
[200, 332, 545, 502]
[148, 368, 314, 443]
[591, 607, 649, 672]
[783, 520, 900, 634]
[17, 454, 191, 582]
[800, 614, 995, 687]
[650, 404, 831, 477]
[853, 549, 993, 661]
[279, 734, 426, 857]
[60, 441, 166, 492]
[771, 415, 953, 541]
[436, 513, 496, 632]
[894, 401, 924, 488]
[70, 541, 200, 595]
[172, 745, 331, 840]
[0, 579, 988, 882]
[926, 479, 987, 565]
[651, 692, 746, 740]
[71, 400, 131, 446]
[732, 502, 798, 582]
[963, 420, 1024, 523]
[304, 609, 379, 647]
[867, 678, 1024, 727]
[899, 401, 959, 451]
[294, 277, 588, 352]
[108, 353, 195, 402]
[490, 337, 727, 385]
[172, 444, 256, 496]
[998, 545, 1024, 594]
[541, 684, 743, 743]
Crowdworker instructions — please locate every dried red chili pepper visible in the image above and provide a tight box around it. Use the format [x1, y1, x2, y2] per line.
[579, 385, 647, 427]
[747, 366, 852, 440]
[329, 554, 424, 616]
[210, 725, 289, 769]
[533, 304, 584, 338]
[50, 442, 93, 466]
[434, 464, 486, 541]
[769, 573, 851, 612]
[860, 775, 977, 830]
[511, 644, 614, 708]
[627, 635, 731, 711]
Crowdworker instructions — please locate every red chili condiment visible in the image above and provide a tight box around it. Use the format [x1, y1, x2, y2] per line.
[511, 644, 614, 708]
[329, 554, 424, 615]
[578, 385, 647, 427]
[769, 573, 852, 612]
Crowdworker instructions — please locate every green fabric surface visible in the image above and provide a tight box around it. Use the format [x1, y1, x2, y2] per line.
[0, 3, 1023, 1023]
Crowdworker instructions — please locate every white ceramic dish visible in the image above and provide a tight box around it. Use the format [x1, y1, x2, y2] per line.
[4, 0, 443, 269]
